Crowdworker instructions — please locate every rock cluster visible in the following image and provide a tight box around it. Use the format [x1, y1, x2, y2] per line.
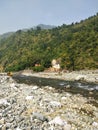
[0, 75, 98, 130]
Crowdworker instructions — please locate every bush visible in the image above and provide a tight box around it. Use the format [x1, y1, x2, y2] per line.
[32, 65, 44, 72]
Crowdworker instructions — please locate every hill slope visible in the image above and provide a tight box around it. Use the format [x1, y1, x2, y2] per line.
[0, 14, 98, 72]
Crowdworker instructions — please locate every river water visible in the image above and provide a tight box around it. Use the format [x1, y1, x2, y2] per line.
[13, 74, 98, 101]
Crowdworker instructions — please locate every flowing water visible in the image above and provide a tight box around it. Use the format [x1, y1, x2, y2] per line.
[13, 74, 98, 101]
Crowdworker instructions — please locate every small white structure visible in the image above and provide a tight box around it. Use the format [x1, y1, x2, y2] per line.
[51, 59, 57, 66]
[51, 59, 61, 72]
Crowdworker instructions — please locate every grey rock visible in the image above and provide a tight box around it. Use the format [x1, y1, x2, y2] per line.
[10, 98, 16, 104]
[32, 112, 48, 122]
[15, 116, 24, 123]
[6, 123, 12, 128]
[7, 117, 14, 123]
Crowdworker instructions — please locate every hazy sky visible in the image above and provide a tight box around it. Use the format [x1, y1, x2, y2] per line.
[0, 0, 98, 34]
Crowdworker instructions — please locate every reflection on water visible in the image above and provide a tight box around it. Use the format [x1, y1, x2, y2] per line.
[13, 74, 98, 100]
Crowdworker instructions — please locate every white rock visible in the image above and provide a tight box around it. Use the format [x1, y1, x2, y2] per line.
[32, 112, 48, 122]
[10, 83, 17, 90]
[48, 87, 53, 90]
[32, 86, 38, 90]
[25, 96, 33, 100]
[16, 127, 22, 130]
[64, 124, 71, 130]
[49, 116, 67, 126]
[61, 97, 67, 100]
[10, 83, 16, 87]
[49, 125, 54, 130]
[39, 101, 43, 107]
[0, 113, 2, 116]
[0, 118, 5, 124]
[0, 99, 10, 106]
[92, 122, 98, 127]
[75, 75, 86, 80]
[0, 125, 2, 128]
[66, 93, 72, 97]
[50, 101, 61, 107]
[95, 86, 98, 90]
[0, 79, 3, 83]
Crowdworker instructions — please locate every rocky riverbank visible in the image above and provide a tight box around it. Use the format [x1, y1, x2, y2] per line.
[0, 74, 98, 130]
[21, 69, 98, 84]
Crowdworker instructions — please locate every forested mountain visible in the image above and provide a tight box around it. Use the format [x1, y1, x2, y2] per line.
[0, 14, 98, 72]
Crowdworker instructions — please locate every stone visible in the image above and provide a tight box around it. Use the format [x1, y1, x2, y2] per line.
[32, 112, 48, 122]
[32, 86, 38, 90]
[25, 96, 33, 100]
[49, 116, 67, 126]
[0, 118, 5, 124]
[0, 99, 10, 106]
[65, 93, 72, 97]
[50, 101, 61, 108]
[64, 124, 71, 130]
[10, 83, 16, 88]
[1, 125, 6, 130]
[9, 98, 16, 104]
[92, 122, 98, 127]
[75, 75, 86, 81]
[6, 123, 12, 128]
[61, 97, 67, 100]
[16, 127, 22, 130]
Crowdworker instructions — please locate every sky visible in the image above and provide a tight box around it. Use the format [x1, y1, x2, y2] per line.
[0, 0, 98, 34]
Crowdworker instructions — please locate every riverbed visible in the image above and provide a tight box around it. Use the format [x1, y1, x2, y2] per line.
[0, 72, 98, 129]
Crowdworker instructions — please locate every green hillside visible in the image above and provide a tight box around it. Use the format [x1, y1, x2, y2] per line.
[0, 14, 98, 72]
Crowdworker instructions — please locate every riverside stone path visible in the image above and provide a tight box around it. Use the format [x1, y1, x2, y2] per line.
[0, 75, 98, 130]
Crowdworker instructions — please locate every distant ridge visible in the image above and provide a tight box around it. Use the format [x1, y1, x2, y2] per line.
[0, 24, 56, 36]
[33, 24, 56, 30]
[0, 32, 14, 40]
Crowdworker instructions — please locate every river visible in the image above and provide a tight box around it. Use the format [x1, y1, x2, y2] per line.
[12, 74, 98, 101]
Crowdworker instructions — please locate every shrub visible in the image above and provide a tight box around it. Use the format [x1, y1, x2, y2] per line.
[32, 65, 44, 72]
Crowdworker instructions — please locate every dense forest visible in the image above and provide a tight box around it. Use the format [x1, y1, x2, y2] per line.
[0, 14, 98, 72]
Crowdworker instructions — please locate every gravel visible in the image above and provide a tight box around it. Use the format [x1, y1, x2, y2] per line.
[0, 74, 98, 130]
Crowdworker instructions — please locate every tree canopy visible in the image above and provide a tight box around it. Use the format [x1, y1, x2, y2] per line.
[0, 14, 98, 72]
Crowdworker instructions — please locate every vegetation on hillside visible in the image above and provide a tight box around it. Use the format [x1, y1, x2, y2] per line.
[0, 14, 98, 72]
